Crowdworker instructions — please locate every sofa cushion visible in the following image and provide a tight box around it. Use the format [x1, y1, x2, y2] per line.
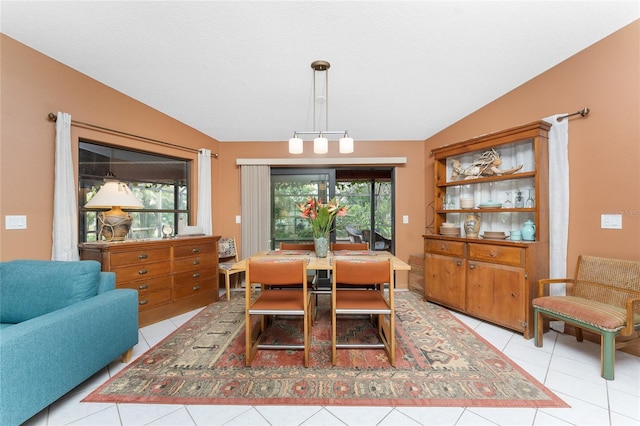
[0, 260, 101, 323]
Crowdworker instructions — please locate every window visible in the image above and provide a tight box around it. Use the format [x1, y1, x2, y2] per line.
[78, 140, 190, 242]
[270, 168, 394, 251]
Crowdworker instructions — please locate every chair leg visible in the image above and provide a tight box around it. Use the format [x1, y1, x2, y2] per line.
[225, 273, 231, 301]
[534, 308, 544, 347]
[121, 348, 134, 363]
[601, 332, 616, 380]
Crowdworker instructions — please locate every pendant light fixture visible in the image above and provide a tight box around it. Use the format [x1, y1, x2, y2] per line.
[288, 60, 354, 154]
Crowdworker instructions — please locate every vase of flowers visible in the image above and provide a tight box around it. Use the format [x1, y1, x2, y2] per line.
[297, 197, 348, 258]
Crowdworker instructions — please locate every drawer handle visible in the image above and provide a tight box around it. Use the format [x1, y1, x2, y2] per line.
[138, 269, 148, 275]
[192, 247, 200, 253]
[490, 251, 497, 258]
[139, 299, 149, 306]
[193, 285, 201, 291]
[456, 261, 462, 267]
[192, 259, 200, 265]
[440, 244, 446, 250]
[138, 284, 149, 290]
[138, 253, 148, 260]
[469, 264, 475, 269]
[192, 272, 200, 278]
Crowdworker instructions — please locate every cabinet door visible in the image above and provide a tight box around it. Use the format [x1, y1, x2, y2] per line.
[466, 261, 526, 332]
[424, 253, 466, 310]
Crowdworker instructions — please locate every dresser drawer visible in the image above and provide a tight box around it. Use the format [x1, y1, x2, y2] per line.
[117, 275, 171, 295]
[173, 253, 217, 273]
[468, 243, 525, 267]
[173, 267, 216, 286]
[425, 239, 465, 257]
[113, 261, 172, 283]
[172, 279, 215, 300]
[173, 242, 216, 258]
[137, 288, 172, 310]
[109, 247, 171, 267]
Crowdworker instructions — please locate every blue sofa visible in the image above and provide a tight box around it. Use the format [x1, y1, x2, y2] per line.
[0, 260, 139, 426]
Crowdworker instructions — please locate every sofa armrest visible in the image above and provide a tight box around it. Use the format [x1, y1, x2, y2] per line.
[0, 288, 138, 426]
[97, 271, 116, 294]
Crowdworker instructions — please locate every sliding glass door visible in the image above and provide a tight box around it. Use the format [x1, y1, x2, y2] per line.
[271, 168, 394, 252]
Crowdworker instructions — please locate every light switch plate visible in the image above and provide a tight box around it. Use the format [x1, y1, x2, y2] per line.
[235, 215, 242, 224]
[402, 215, 409, 224]
[601, 214, 622, 229]
[5, 215, 27, 230]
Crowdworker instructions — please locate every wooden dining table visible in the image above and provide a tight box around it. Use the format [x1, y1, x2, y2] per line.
[232, 249, 411, 272]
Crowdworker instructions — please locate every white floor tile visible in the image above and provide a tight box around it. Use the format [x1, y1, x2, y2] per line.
[377, 408, 422, 425]
[324, 406, 394, 425]
[223, 407, 272, 425]
[466, 407, 537, 426]
[609, 386, 640, 421]
[186, 404, 255, 425]
[539, 393, 611, 425]
[300, 407, 346, 426]
[118, 403, 186, 425]
[255, 405, 324, 425]
[394, 406, 464, 425]
[66, 405, 122, 425]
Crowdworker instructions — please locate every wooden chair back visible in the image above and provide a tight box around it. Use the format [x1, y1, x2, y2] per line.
[331, 242, 369, 251]
[280, 242, 315, 251]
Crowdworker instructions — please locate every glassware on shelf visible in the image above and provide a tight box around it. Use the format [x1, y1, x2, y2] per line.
[525, 189, 535, 208]
[502, 191, 513, 208]
[514, 189, 524, 208]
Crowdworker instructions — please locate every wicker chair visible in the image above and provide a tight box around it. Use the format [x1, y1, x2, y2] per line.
[533, 255, 640, 380]
[218, 237, 244, 301]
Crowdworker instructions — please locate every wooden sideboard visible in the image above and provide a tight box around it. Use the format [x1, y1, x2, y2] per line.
[80, 236, 220, 327]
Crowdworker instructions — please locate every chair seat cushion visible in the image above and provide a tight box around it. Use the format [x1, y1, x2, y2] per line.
[219, 262, 237, 271]
[533, 296, 640, 332]
[335, 290, 390, 312]
[251, 290, 305, 312]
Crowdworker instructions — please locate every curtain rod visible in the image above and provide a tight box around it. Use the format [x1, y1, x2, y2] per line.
[556, 107, 590, 122]
[47, 113, 218, 158]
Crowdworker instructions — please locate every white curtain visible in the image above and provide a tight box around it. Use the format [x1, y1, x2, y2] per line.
[51, 112, 80, 261]
[197, 148, 213, 235]
[241, 165, 271, 258]
[545, 114, 569, 332]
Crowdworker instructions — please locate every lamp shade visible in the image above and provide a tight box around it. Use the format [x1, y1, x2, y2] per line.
[288, 137, 303, 154]
[313, 136, 328, 154]
[339, 136, 354, 154]
[84, 181, 143, 209]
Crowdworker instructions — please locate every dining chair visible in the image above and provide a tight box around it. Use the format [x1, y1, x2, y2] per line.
[279, 242, 315, 251]
[331, 242, 369, 251]
[331, 258, 395, 366]
[245, 258, 311, 367]
[218, 237, 244, 301]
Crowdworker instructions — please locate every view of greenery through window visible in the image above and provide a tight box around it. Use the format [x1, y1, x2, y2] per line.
[79, 141, 190, 242]
[271, 170, 393, 250]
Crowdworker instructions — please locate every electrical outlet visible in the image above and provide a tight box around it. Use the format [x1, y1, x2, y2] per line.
[402, 215, 409, 224]
[235, 215, 242, 224]
[601, 214, 622, 229]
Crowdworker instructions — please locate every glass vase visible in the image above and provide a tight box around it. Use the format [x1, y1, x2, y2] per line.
[314, 236, 329, 258]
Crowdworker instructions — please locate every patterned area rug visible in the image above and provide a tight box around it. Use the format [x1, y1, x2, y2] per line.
[84, 291, 567, 408]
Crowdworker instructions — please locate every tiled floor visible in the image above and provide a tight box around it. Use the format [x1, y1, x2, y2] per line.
[26, 290, 639, 426]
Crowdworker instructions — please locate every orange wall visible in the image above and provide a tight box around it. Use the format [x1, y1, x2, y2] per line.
[217, 140, 427, 288]
[424, 20, 640, 272]
[0, 35, 220, 260]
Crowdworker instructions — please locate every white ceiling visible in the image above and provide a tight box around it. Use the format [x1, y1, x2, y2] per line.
[1, 1, 638, 142]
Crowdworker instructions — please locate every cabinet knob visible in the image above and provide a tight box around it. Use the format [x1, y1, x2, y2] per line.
[138, 284, 149, 290]
[192, 247, 200, 253]
[192, 272, 200, 278]
[490, 251, 497, 258]
[138, 269, 148, 275]
[456, 261, 462, 267]
[192, 259, 200, 265]
[469, 264, 475, 269]
[138, 253, 148, 260]
[193, 285, 201, 291]
[139, 299, 148, 305]
[440, 244, 446, 250]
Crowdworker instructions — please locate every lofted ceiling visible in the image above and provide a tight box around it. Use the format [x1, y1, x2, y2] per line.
[1, 1, 638, 143]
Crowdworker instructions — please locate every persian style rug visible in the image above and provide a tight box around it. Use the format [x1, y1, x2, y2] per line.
[84, 292, 567, 408]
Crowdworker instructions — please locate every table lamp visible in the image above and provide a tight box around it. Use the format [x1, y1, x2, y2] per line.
[84, 180, 144, 241]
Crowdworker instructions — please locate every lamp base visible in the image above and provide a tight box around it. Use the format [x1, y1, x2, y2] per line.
[98, 208, 133, 241]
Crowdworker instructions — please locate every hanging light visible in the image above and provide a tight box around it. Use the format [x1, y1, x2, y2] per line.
[288, 60, 354, 154]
